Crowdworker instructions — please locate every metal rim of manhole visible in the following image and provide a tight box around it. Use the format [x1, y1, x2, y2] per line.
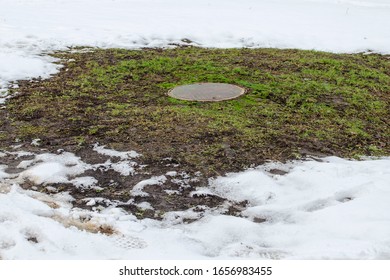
[167, 83, 246, 102]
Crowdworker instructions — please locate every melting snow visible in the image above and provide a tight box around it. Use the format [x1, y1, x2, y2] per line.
[93, 144, 139, 160]
[0, 145, 389, 259]
[130, 176, 167, 197]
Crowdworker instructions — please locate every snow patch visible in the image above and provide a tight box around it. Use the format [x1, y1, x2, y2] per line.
[0, 166, 9, 180]
[111, 161, 137, 176]
[17, 152, 90, 185]
[70, 176, 99, 190]
[136, 202, 154, 211]
[1, 152, 390, 259]
[166, 171, 178, 177]
[93, 144, 139, 159]
[130, 176, 167, 197]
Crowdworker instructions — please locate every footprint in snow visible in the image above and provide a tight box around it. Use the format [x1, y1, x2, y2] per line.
[112, 234, 147, 250]
[303, 196, 355, 212]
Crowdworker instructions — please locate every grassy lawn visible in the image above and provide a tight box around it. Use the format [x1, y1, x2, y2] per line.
[2, 47, 389, 176]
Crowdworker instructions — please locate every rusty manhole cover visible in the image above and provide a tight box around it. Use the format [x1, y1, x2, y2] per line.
[167, 83, 245, 101]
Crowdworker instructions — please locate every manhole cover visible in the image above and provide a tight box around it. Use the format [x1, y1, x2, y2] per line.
[167, 83, 245, 101]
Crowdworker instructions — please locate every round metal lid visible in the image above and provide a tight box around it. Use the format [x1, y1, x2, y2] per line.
[167, 83, 245, 102]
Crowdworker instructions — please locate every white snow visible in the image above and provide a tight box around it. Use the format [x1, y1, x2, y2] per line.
[0, 0, 389, 260]
[30, 139, 41, 147]
[91, 159, 139, 177]
[190, 188, 215, 197]
[92, 144, 139, 159]
[0, 165, 9, 180]
[1, 0, 390, 91]
[166, 171, 178, 177]
[16, 152, 90, 185]
[130, 176, 167, 197]
[164, 190, 180, 195]
[70, 176, 99, 190]
[1, 147, 389, 259]
[208, 157, 390, 259]
[136, 202, 154, 211]
[110, 161, 137, 176]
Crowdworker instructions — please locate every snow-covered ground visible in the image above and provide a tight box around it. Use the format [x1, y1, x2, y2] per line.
[1, 0, 390, 94]
[1, 146, 389, 259]
[0, 0, 389, 259]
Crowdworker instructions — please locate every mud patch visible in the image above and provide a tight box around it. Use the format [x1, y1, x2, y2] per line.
[1, 47, 389, 179]
[2, 145, 249, 222]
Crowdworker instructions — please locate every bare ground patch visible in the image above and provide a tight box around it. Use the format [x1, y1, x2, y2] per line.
[1, 47, 389, 220]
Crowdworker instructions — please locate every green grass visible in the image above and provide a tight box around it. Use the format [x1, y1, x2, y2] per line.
[2, 47, 389, 175]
